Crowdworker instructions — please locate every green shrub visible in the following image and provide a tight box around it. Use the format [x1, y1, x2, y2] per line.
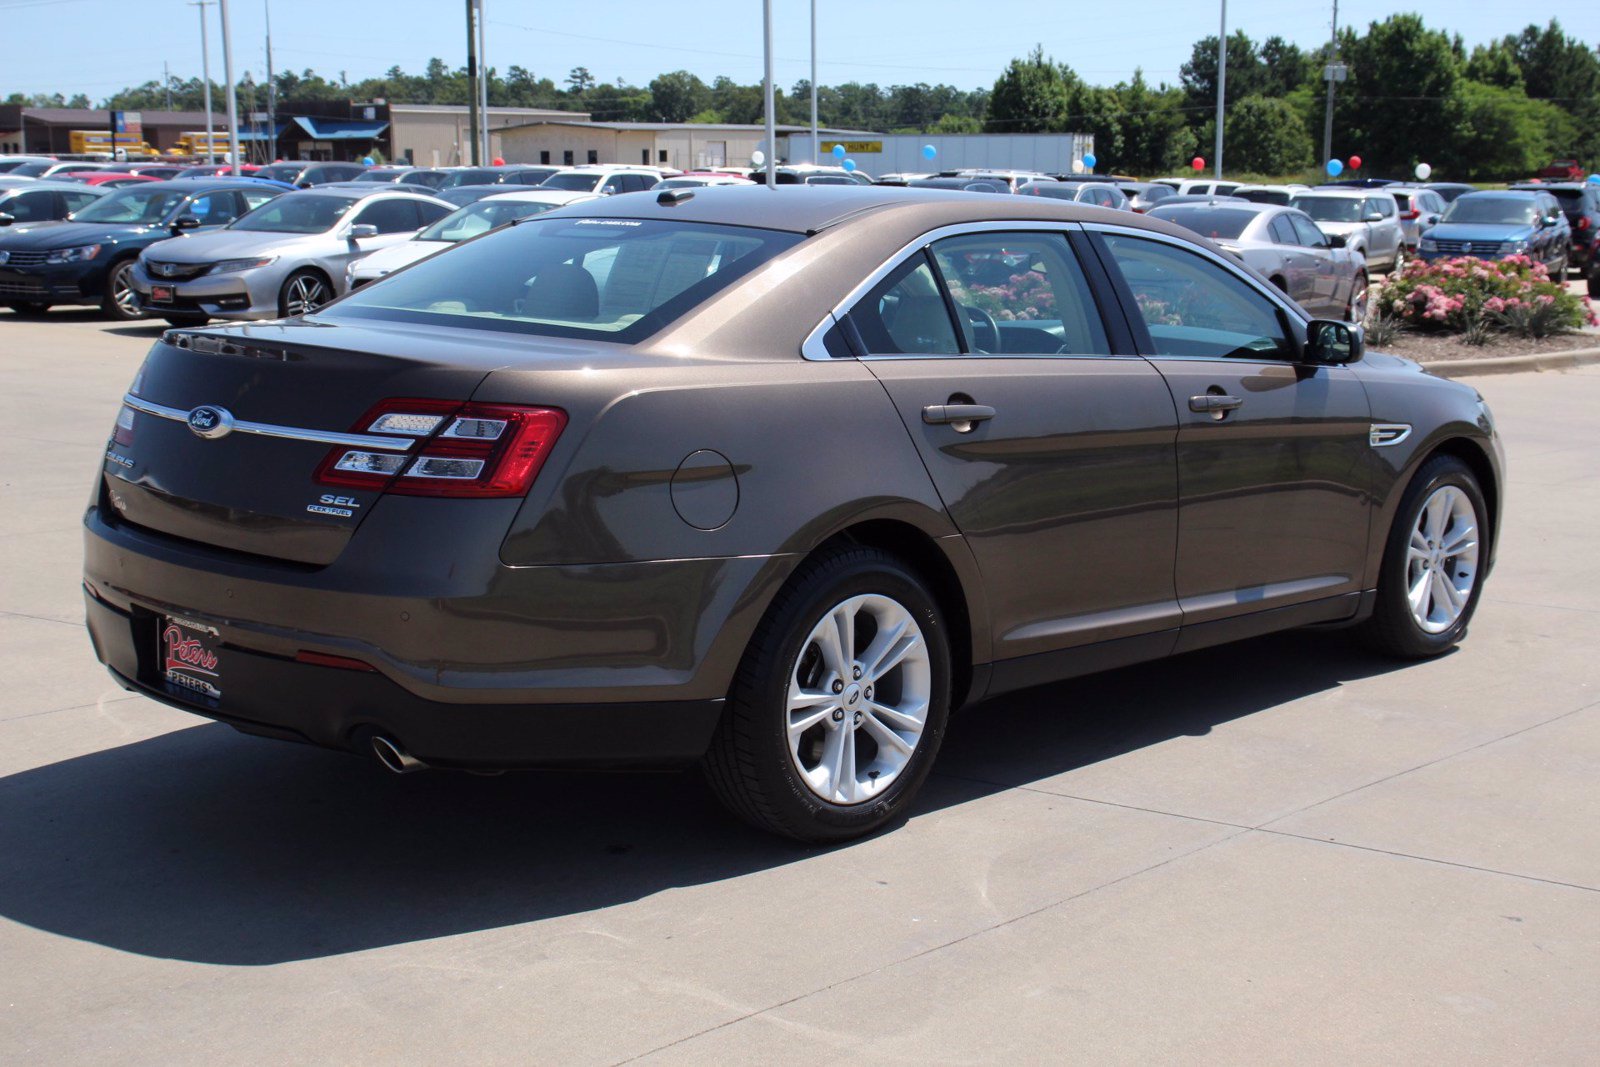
[1373, 255, 1596, 336]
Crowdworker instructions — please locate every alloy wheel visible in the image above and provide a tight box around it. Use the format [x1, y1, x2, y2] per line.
[284, 274, 330, 316]
[785, 593, 931, 805]
[1406, 485, 1479, 634]
[109, 264, 143, 318]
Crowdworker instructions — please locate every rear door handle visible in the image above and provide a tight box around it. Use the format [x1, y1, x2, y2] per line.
[1188, 394, 1243, 413]
[922, 403, 996, 425]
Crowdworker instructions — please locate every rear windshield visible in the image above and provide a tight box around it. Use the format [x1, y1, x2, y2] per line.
[255, 163, 305, 183]
[1289, 196, 1362, 222]
[319, 217, 803, 341]
[1150, 206, 1254, 239]
[438, 168, 504, 188]
[1236, 189, 1291, 205]
[71, 187, 190, 224]
[1441, 197, 1538, 226]
[541, 172, 602, 191]
[418, 198, 565, 241]
[230, 194, 354, 233]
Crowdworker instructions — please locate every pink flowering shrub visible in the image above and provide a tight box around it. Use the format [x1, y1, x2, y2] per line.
[1372, 255, 1596, 338]
[951, 269, 1058, 321]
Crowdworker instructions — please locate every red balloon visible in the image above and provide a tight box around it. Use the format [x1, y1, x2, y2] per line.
[1191, 157, 1205, 171]
[1348, 155, 1363, 170]
[492, 156, 506, 166]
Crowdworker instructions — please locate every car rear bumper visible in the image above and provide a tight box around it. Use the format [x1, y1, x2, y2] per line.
[82, 502, 785, 768]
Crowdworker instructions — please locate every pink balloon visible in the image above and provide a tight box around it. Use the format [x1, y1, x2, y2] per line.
[1191, 157, 1205, 171]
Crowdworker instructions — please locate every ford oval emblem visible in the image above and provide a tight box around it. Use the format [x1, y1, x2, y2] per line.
[0, 251, 9, 265]
[186, 405, 234, 440]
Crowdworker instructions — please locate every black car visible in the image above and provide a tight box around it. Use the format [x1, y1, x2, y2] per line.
[350, 167, 450, 189]
[0, 179, 105, 233]
[435, 165, 561, 189]
[907, 176, 1008, 193]
[1423, 182, 1477, 204]
[253, 161, 368, 188]
[1510, 182, 1600, 291]
[0, 180, 281, 318]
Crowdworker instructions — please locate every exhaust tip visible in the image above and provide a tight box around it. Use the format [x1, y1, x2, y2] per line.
[370, 735, 427, 774]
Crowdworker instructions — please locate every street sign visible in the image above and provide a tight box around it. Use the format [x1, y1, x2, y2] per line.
[1323, 64, 1348, 83]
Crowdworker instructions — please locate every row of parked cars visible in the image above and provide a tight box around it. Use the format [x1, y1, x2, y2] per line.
[0, 159, 746, 321]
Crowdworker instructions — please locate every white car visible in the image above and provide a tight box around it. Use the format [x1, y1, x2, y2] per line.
[652, 174, 756, 189]
[1232, 183, 1312, 207]
[540, 166, 673, 196]
[347, 188, 600, 288]
[1288, 188, 1407, 272]
[1154, 177, 1247, 197]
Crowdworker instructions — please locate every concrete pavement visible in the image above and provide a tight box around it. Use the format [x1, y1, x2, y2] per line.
[1, 311, 1596, 1064]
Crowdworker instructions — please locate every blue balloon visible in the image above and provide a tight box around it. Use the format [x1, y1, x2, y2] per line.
[922, 144, 937, 160]
[1589, 174, 1600, 185]
[832, 144, 846, 159]
[361, 156, 374, 166]
[843, 158, 857, 172]
[1326, 158, 1344, 176]
[1082, 153, 1097, 170]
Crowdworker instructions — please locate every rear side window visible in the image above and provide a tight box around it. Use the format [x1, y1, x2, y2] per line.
[1100, 233, 1294, 361]
[4, 189, 54, 221]
[930, 232, 1109, 355]
[322, 217, 802, 341]
[1289, 214, 1328, 248]
[1268, 216, 1297, 245]
[850, 257, 962, 355]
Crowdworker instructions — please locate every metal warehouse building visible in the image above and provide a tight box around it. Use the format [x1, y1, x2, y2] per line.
[496, 121, 882, 171]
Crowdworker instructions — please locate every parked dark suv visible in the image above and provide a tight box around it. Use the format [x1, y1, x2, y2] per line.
[1510, 182, 1600, 293]
[253, 161, 368, 188]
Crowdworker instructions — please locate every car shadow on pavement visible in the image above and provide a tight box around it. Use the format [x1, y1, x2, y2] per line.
[0, 629, 1410, 966]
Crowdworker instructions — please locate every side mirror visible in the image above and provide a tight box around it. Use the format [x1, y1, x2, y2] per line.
[1326, 233, 1348, 248]
[297, 180, 313, 189]
[1306, 319, 1364, 364]
[0, 213, 12, 227]
[1425, 214, 1441, 225]
[1364, 211, 1384, 223]
[1543, 213, 1561, 227]
[348, 224, 379, 239]
[170, 215, 201, 235]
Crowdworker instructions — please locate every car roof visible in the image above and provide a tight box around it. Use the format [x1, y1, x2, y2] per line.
[0, 179, 102, 193]
[479, 188, 597, 203]
[1510, 181, 1589, 192]
[1458, 190, 1539, 199]
[540, 184, 1197, 236]
[1293, 188, 1386, 199]
[277, 185, 431, 202]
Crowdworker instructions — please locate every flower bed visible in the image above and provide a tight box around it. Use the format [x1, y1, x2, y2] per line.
[1371, 256, 1597, 343]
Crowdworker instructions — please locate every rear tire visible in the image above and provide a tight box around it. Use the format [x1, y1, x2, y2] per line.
[1345, 272, 1369, 322]
[702, 545, 951, 843]
[100, 259, 144, 320]
[1361, 454, 1488, 659]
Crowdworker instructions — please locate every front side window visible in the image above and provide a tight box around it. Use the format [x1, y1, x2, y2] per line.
[930, 232, 1109, 355]
[1100, 233, 1293, 361]
[351, 198, 421, 234]
[1365, 197, 1396, 218]
[61, 189, 102, 214]
[320, 217, 799, 341]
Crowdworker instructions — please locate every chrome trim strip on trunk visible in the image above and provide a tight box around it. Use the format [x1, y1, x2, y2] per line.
[121, 394, 417, 452]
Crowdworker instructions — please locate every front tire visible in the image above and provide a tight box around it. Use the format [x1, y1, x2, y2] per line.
[1362, 454, 1488, 658]
[100, 259, 144, 320]
[702, 545, 952, 843]
[1345, 272, 1369, 322]
[278, 270, 332, 317]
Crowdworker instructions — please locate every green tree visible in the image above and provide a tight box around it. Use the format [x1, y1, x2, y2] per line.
[1445, 81, 1574, 179]
[1202, 95, 1312, 174]
[1464, 41, 1524, 91]
[1113, 71, 1197, 174]
[985, 46, 1076, 133]
[566, 67, 595, 94]
[648, 70, 709, 123]
[1335, 15, 1462, 171]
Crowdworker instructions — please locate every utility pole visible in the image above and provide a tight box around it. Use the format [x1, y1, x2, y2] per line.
[1213, 0, 1226, 178]
[762, 0, 775, 185]
[218, 0, 241, 175]
[1322, 0, 1343, 166]
[265, 0, 276, 163]
[465, 0, 481, 166]
[163, 62, 173, 110]
[189, 1, 216, 163]
[809, 0, 818, 164]
[476, 0, 489, 163]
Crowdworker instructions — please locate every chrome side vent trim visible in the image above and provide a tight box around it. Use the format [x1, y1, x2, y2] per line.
[1369, 423, 1412, 448]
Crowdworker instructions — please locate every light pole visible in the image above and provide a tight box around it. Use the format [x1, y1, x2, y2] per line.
[810, 0, 818, 164]
[218, 0, 240, 175]
[465, 0, 480, 165]
[189, 1, 216, 163]
[1322, 0, 1342, 166]
[762, 0, 775, 185]
[476, 0, 490, 163]
[1213, 0, 1226, 178]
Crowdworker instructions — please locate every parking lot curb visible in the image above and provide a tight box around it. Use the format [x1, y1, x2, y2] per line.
[1421, 345, 1600, 378]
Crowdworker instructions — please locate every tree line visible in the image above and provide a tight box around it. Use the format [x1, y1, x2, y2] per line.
[6, 15, 1594, 179]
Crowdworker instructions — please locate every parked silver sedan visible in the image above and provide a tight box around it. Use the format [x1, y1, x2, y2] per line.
[1147, 201, 1370, 320]
[128, 187, 453, 323]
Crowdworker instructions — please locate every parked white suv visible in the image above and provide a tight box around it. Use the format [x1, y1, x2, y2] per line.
[1289, 188, 1407, 273]
[541, 166, 671, 195]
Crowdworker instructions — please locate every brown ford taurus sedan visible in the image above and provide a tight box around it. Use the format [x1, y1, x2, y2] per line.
[84, 186, 1503, 842]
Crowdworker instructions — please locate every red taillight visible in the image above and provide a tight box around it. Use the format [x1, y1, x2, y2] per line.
[294, 650, 377, 672]
[1579, 216, 1591, 231]
[1403, 208, 1420, 220]
[315, 398, 566, 499]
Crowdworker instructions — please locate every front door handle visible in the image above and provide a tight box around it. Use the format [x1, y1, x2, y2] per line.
[922, 403, 996, 426]
[1189, 394, 1243, 414]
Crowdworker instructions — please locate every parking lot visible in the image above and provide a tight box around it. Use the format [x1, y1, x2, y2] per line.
[2, 311, 1597, 1063]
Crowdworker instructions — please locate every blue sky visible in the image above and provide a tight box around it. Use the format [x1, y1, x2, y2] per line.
[4, 0, 1596, 100]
